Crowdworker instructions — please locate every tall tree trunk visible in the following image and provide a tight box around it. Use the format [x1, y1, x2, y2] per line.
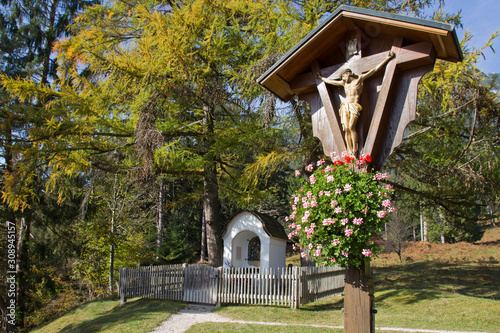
[419, 202, 428, 242]
[200, 214, 207, 263]
[203, 103, 221, 267]
[489, 200, 496, 227]
[16, 216, 31, 330]
[156, 179, 166, 259]
[203, 163, 220, 267]
[41, 0, 60, 84]
[109, 210, 115, 294]
[438, 210, 445, 244]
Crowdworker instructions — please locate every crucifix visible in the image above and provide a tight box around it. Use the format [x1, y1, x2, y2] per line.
[315, 50, 395, 156]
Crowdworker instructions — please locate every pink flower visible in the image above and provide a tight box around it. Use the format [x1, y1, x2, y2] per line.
[305, 164, 314, 172]
[317, 244, 322, 249]
[308, 243, 313, 250]
[307, 191, 313, 199]
[341, 151, 348, 158]
[302, 197, 307, 203]
[341, 218, 349, 226]
[319, 191, 324, 197]
[317, 159, 326, 166]
[296, 225, 301, 231]
[301, 252, 307, 258]
[332, 239, 340, 246]
[382, 199, 391, 208]
[292, 244, 296, 250]
[377, 211, 387, 219]
[367, 192, 373, 198]
[386, 184, 394, 190]
[325, 166, 333, 173]
[334, 207, 342, 214]
[344, 184, 352, 191]
[294, 170, 301, 177]
[330, 200, 338, 208]
[362, 249, 373, 257]
[353, 217, 363, 225]
[311, 201, 318, 208]
[294, 196, 300, 204]
[309, 175, 316, 184]
[341, 250, 349, 258]
[330, 258, 336, 263]
[388, 207, 396, 213]
[335, 188, 342, 195]
[292, 205, 297, 211]
[322, 218, 333, 226]
[327, 175, 334, 183]
[345, 228, 354, 237]
[303, 202, 310, 209]
[324, 191, 331, 196]
[330, 152, 337, 159]
[314, 249, 321, 257]
[373, 173, 389, 180]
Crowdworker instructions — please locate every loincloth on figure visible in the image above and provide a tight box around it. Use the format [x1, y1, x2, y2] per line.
[339, 102, 362, 129]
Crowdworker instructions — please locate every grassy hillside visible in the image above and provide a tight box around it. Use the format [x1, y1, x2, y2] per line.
[29, 298, 183, 333]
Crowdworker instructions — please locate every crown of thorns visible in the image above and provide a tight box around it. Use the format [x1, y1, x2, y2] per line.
[340, 68, 353, 77]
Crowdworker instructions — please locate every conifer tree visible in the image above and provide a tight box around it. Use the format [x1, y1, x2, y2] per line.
[0, 0, 97, 329]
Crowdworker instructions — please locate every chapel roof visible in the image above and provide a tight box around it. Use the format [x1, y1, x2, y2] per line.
[221, 210, 288, 240]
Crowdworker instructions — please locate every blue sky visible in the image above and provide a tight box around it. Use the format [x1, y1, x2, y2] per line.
[434, 0, 500, 73]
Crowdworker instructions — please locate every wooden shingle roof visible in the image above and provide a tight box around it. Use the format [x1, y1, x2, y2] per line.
[258, 5, 462, 101]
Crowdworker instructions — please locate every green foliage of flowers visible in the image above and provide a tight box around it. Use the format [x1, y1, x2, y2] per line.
[288, 153, 394, 267]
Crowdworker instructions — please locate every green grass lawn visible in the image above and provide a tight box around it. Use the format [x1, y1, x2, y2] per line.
[186, 323, 345, 332]
[30, 297, 184, 333]
[187, 323, 412, 333]
[211, 290, 499, 332]
[214, 228, 500, 332]
[29, 227, 500, 333]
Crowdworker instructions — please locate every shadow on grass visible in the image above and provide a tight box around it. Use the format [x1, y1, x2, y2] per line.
[300, 297, 344, 312]
[56, 299, 181, 333]
[374, 261, 499, 302]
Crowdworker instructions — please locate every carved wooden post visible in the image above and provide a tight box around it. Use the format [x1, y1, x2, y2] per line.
[258, 5, 462, 332]
[344, 261, 373, 332]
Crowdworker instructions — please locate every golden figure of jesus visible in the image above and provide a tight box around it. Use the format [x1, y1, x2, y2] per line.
[316, 51, 395, 156]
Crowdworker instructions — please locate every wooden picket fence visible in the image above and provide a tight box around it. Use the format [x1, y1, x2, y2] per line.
[119, 264, 345, 309]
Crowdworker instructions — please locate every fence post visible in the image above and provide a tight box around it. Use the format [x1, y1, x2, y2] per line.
[292, 267, 300, 309]
[215, 266, 222, 307]
[120, 267, 127, 306]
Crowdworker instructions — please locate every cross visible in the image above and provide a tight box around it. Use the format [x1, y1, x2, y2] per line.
[288, 37, 435, 160]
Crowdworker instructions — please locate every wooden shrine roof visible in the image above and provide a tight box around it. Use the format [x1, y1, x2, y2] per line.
[257, 5, 463, 101]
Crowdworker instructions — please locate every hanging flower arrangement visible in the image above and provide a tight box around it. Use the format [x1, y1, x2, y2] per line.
[287, 152, 394, 268]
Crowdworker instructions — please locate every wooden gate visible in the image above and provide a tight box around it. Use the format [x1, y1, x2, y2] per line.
[183, 265, 219, 304]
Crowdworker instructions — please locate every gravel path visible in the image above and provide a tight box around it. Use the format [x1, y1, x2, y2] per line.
[149, 304, 487, 333]
[149, 304, 230, 333]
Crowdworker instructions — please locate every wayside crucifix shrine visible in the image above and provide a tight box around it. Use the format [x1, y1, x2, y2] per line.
[258, 5, 462, 332]
[258, 5, 462, 168]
